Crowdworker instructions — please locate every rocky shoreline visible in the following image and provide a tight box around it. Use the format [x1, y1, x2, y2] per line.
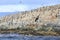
[0, 29, 60, 36]
[0, 4, 60, 36]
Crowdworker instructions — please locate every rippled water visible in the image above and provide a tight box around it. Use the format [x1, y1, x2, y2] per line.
[0, 34, 60, 40]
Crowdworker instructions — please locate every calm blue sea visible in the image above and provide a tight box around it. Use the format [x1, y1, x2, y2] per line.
[0, 34, 60, 40]
[0, 12, 18, 17]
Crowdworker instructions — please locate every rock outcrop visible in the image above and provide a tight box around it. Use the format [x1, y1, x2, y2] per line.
[0, 4, 60, 35]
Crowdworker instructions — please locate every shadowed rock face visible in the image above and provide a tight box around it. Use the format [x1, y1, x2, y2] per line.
[0, 4, 60, 35]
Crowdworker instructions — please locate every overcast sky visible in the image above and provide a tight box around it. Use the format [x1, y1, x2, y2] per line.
[0, 0, 60, 17]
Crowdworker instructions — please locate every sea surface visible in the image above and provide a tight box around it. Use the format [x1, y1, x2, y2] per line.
[0, 34, 60, 40]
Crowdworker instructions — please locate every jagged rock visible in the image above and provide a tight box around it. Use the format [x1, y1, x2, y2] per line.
[0, 4, 60, 35]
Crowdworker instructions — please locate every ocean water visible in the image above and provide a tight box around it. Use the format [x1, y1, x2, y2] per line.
[0, 34, 60, 40]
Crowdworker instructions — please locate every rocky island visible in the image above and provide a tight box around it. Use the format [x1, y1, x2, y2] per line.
[0, 4, 60, 36]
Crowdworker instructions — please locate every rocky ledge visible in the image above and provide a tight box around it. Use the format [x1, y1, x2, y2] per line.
[0, 4, 60, 36]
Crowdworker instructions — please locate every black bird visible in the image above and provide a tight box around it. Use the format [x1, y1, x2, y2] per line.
[35, 15, 39, 22]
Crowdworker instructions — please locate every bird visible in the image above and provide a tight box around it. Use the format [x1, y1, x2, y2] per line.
[35, 15, 39, 22]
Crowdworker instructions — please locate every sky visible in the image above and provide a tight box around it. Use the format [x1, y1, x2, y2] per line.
[0, 0, 60, 17]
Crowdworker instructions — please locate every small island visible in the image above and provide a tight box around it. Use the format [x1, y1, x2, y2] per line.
[0, 4, 60, 36]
